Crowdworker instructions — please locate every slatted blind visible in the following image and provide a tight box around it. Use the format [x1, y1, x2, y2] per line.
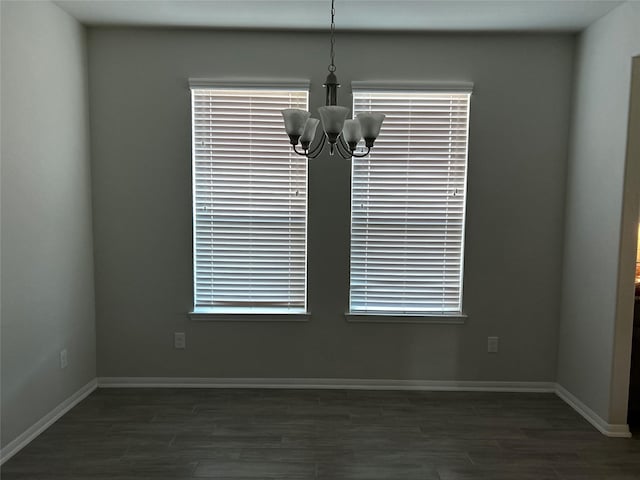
[191, 87, 309, 313]
[350, 89, 471, 314]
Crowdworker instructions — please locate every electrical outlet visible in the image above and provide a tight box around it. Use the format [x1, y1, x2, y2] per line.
[60, 349, 68, 368]
[174, 332, 186, 349]
[487, 336, 499, 353]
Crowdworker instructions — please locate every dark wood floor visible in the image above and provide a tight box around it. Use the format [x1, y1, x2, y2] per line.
[2, 388, 640, 479]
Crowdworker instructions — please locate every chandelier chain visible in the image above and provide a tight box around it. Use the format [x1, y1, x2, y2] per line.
[328, 0, 336, 72]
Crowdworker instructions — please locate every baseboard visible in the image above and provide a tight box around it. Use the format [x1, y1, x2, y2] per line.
[98, 378, 633, 438]
[0, 378, 98, 465]
[0, 376, 629, 458]
[555, 384, 631, 438]
[97, 376, 556, 392]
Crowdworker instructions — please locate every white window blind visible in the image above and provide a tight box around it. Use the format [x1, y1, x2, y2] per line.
[191, 87, 309, 313]
[350, 89, 471, 314]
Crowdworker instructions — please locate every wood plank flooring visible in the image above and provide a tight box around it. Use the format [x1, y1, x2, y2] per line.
[1, 388, 639, 479]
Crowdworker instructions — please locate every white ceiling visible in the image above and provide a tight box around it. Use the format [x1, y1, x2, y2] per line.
[54, 0, 625, 32]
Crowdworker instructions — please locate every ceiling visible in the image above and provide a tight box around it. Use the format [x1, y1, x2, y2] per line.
[54, 0, 624, 32]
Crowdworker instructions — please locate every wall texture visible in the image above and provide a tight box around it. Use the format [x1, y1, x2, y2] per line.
[88, 28, 573, 382]
[0, 1, 96, 448]
[557, 0, 640, 424]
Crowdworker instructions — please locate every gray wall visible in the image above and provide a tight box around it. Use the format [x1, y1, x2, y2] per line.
[89, 28, 573, 381]
[1, 1, 96, 448]
[557, 0, 640, 424]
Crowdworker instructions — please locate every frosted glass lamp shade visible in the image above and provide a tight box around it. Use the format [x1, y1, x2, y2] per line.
[342, 119, 362, 148]
[357, 112, 385, 147]
[300, 118, 320, 149]
[318, 106, 349, 142]
[282, 109, 311, 144]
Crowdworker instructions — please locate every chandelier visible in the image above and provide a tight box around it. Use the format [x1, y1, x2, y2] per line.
[281, 0, 385, 159]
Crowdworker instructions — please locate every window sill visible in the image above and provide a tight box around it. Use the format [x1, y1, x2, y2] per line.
[344, 312, 467, 324]
[189, 308, 310, 322]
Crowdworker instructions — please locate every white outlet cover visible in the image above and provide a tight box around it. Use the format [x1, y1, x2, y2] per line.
[174, 332, 186, 349]
[60, 349, 68, 368]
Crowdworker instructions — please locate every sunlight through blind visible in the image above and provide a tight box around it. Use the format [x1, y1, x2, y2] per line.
[191, 88, 308, 313]
[350, 89, 471, 314]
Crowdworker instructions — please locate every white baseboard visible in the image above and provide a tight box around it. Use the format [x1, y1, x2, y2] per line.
[98, 377, 632, 438]
[0, 376, 629, 463]
[97, 376, 556, 392]
[0, 378, 98, 465]
[555, 384, 631, 438]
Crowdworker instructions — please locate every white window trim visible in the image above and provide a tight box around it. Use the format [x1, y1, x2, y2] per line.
[189, 310, 311, 322]
[350, 81, 474, 92]
[344, 311, 467, 324]
[188, 78, 310, 90]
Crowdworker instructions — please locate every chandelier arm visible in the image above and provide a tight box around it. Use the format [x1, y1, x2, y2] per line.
[307, 147, 325, 160]
[335, 135, 354, 159]
[338, 135, 371, 158]
[292, 145, 311, 156]
[337, 135, 353, 154]
[306, 134, 328, 159]
[350, 146, 372, 158]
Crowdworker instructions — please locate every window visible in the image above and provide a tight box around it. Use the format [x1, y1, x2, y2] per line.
[349, 87, 471, 316]
[191, 85, 309, 314]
